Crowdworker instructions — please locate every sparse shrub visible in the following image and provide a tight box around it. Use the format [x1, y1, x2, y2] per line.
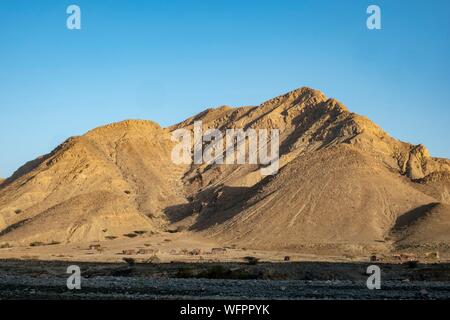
[124, 190, 131, 194]
[167, 225, 185, 233]
[124, 233, 138, 238]
[89, 244, 102, 250]
[284, 256, 290, 261]
[196, 266, 266, 280]
[176, 267, 194, 278]
[243, 256, 260, 265]
[211, 248, 227, 254]
[48, 240, 61, 246]
[146, 255, 161, 263]
[261, 270, 288, 280]
[405, 260, 419, 268]
[105, 236, 117, 240]
[123, 257, 136, 266]
[0, 242, 12, 249]
[134, 230, 147, 235]
[425, 251, 440, 260]
[198, 265, 231, 279]
[111, 267, 133, 277]
[189, 248, 202, 256]
[175, 225, 188, 232]
[30, 241, 45, 247]
[14, 209, 22, 214]
[137, 248, 158, 255]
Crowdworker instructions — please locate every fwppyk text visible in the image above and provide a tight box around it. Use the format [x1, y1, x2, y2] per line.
[180, 303, 270, 317]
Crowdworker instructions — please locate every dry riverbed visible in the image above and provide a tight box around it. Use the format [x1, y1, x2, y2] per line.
[1, 259, 450, 299]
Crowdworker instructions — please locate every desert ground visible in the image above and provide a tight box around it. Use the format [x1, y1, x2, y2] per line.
[1, 250, 450, 299]
[1, 230, 450, 299]
[0, 230, 449, 264]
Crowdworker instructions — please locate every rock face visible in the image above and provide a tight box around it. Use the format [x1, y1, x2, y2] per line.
[0, 87, 449, 254]
[202, 145, 435, 253]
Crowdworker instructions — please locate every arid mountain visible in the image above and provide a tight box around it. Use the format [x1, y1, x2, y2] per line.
[0, 120, 188, 244]
[0, 87, 449, 257]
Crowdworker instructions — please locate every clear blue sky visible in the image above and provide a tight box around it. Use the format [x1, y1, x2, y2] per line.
[1, 0, 449, 178]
